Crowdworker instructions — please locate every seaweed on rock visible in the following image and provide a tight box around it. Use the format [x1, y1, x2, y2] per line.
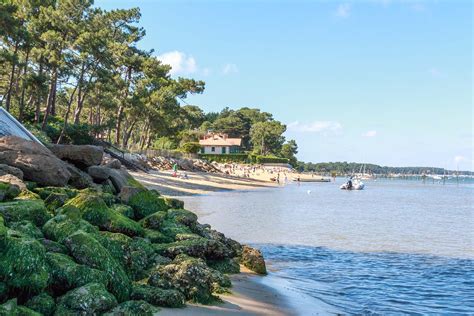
[55, 283, 117, 315]
[103, 300, 160, 315]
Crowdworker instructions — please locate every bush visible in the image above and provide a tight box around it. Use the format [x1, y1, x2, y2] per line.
[180, 142, 201, 153]
[199, 153, 249, 163]
[254, 155, 289, 164]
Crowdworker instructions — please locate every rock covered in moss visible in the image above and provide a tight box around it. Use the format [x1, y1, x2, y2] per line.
[42, 215, 98, 243]
[144, 228, 172, 244]
[0, 176, 23, 201]
[65, 162, 95, 189]
[63, 231, 131, 301]
[46, 252, 109, 296]
[167, 208, 198, 227]
[9, 220, 44, 239]
[25, 293, 56, 316]
[208, 258, 240, 274]
[44, 192, 69, 212]
[33, 186, 78, 200]
[154, 237, 233, 261]
[149, 254, 231, 304]
[131, 284, 185, 308]
[159, 218, 193, 240]
[164, 197, 184, 209]
[103, 299, 160, 316]
[194, 224, 242, 258]
[124, 188, 168, 219]
[38, 238, 68, 254]
[0, 234, 49, 297]
[0, 199, 51, 226]
[63, 192, 143, 237]
[88, 167, 141, 193]
[112, 204, 134, 219]
[140, 211, 166, 229]
[240, 245, 267, 275]
[0, 299, 41, 315]
[55, 283, 117, 315]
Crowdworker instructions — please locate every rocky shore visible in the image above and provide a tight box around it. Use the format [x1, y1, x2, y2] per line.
[0, 136, 266, 315]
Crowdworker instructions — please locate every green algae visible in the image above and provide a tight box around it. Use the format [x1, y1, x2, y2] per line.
[0, 199, 52, 226]
[33, 187, 78, 200]
[25, 293, 56, 316]
[9, 220, 44, 239]
[103, 300, 160, 316]
[127, 189, 168, 219]
[112, 204, 135, 219]
[0, 299, 41, 315]
[42, 214, 98, 243]
[208, 258, 241, 274]
[55, 283, 117, 315]
[140, 211, 167, 229]
[131, 284, 185, 308]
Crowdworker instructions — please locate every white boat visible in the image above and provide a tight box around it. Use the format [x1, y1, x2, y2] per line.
[340, 179, 365, 190]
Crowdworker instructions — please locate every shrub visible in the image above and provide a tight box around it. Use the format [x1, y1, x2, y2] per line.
[180, 142, 201, 153]
[199, 153, 249, 163]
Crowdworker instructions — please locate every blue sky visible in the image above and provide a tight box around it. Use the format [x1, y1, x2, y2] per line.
[97, 0, 472, 171]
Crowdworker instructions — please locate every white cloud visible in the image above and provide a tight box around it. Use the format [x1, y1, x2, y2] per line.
[288, 121, 342, 133]
[454, 155, 468, 164]
[335, 3, 351, 18]
[362, 130, 377, 137]
[222, 63, 239, 75]
[157, 51, 197, 75]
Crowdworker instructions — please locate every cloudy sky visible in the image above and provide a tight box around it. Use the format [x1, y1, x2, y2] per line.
[98, 0, 472, 171]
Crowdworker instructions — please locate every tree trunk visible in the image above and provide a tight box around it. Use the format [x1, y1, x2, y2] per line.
[34, 63, 43, 123]
[115, 66, 132, 146]
[42, 67, 58, 129]
[4, 42, 19, 112]
[18, 49, 30, 121]
[57, 84, 79, 144]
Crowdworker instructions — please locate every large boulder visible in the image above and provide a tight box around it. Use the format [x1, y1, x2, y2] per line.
[240, 245, 267, 275]
[55, 283, 117, 315]
[25, 293, 56, 316]
[49, 144, 103, 167]
[0, 164, 23, 179]
[65, 163, 94, 189]
[0, 136, 70, 186]
[103, 300, 160, 316]
[130, 284, 185, 308]
[88, 166, 141, 193]
[0, 199, 51, 226]
[0, 174, 26, 191]
[0, 299, 41, 315]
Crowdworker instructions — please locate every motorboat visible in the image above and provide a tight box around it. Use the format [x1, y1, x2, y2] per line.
[340, 179, 365, 190]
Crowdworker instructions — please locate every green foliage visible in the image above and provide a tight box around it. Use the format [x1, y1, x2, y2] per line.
[199, 153, 249, 163]
[250, 121, 286, 155]
[180, 141, 201, 153]
[152, 137, 177, 150]
[280, 140, 298, 167]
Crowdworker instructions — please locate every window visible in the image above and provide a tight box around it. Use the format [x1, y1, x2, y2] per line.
[200, 147, 205, 154]
[211, 147, 215, 152]
[222, 147, 226, 154]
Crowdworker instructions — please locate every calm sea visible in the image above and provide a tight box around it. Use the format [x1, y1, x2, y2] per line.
[180, 178, 474, 315]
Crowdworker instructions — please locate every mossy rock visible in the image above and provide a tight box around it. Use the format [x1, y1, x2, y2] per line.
[9, 220, 44, 239]
[42, 215, 98, 243]
[44, 192, 69, 212]
[127, 189, 168, 220]
[0, 299, 41, 315]
[14, 190, 41, 200]
[154, 237, 233, 260]
[63, 193, 143, 237]
[208, 258, 241, 274]
[56, 283, 117, 315]
[0, 199, 52, 226]
[25, 181, 37, 191]
[33, 187, 78, 200]
[46, 252, 109, 297]
[148, 254, 230, 305]
[97, 232, 155, 281]
[240, 245, 267, 275]
[131, 284, 185, 308]
[103, 300, 160, 316]
[25, 293, 56, 316]
[159, 218, 193, 240]
[164, 197, 184, 209]
[38, 238, 68, 254]
[0, 216, 6, 248]
[112, 204, 135, 219]
[167, 208, 198, 227]
[0, 282, 7, 302]
[144, 228, 172, 244]
[63, 231, 131, 302]
[140, 211, 167, 230]
[0, 182, 20, 201]
[0, 235, 49, 297]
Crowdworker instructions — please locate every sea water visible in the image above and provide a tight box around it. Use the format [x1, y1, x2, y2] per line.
[180, 178, 474, 315]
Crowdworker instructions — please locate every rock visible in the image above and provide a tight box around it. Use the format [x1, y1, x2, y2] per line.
[144, 228, 171, 244]
[158, 218, 193, 240]
[25, 293, 56, 316]
[46, 252, 109, 296]
[88, 166, 141, 193]
[65, 162, 94, 189]
[44, 192, 69, 212]
[42, 214, 99, 243]
[0, 199, 52, 226]
[103, 300, 160, 316]
[0, 164, 23, 179]
[9, 220, 44, 239]
[117, 185, 142, 204]
[56, 283, 117, 315]
[33, 186, 78, 200]
[0, 234, 49, 297]
[0, 173, 26, 191]
[63, 192, 144, 237]
[240, 245, 267, 275]
[38, 238, 68, 254]
[97, 232, 155, 281]
[112, 203, 135, 219]
[208, 258, 241, 274]
[164, 197, 185, 209]
[0, 178, 21, 201]
[0, 136, 71, 186]
[131, 284, 185, 308]
[0, 299, 41, 315]
[154, 237, 233, 260]
[63, 231, 131, 302]
[124, 189, 168, 220]
[49, 144, 103, 167]
[104, 158, 121, 169]
[140, 211, 167, 229]
[167, 208, 198, 227]
[148, 254, 230, 304]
